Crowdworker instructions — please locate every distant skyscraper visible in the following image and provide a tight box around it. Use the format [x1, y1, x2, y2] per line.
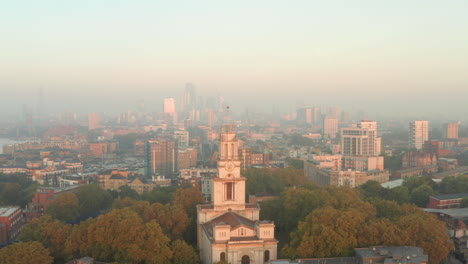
[164, 98, 176, 114]
[146, 138, 178, 177]
[88, 113, 100, 130]
[443, 123, 459, 139]
[164, 98, 177, 124]
[323, 117, 339, 138]
[312, 107, 321, 125]
[409, 120, 429, 150]
[297, 108, 313, 124]
[328, 106, 340, 120]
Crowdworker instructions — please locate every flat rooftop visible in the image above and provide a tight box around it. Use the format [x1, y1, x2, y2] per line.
[0, 207, 20, 217]
[424, 208, 468, 219]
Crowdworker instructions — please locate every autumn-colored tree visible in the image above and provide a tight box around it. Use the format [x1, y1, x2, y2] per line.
[144, 203, 190, 239]
[0, 241, 53, 264]
[19, 215, 71, 262]
[283, 201, 376, 259]
[357, 218, 404, 247]
[171, 239, 199, 264]
[280, 187, 453, 263]
[173, 186, 205, 217]
[397, 204, 454, 263]
[46, 192, 80, 223]
[63, 218, 96, 260]
[85, 208, 172, 263]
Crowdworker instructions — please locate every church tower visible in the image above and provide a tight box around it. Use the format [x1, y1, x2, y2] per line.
[212, 124, 246, 211]
[197, 123, 278, 264]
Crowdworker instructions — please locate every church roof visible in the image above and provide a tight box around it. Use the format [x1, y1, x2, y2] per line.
[203, 211, 256, 237]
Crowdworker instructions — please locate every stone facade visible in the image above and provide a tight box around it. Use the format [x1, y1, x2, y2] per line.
[197, 124, 278, 264]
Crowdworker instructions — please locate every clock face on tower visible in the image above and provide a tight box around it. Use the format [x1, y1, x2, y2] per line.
[225, 162, 235, 172]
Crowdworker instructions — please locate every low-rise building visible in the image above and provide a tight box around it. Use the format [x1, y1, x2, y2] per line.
[427, 193, 468, 209]
[0, 207, 25, 245]
[272, 246, 428, 264]
[425, 208, 468, 262]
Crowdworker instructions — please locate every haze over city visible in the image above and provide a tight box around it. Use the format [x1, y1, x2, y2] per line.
[1, 2, 468, 264]
[1, 0, 468, 121]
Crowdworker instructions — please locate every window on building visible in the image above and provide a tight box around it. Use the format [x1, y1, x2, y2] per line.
[220, 252, 226, 261]
[264, 250, 270, 262]
[226, 182, 233, 200]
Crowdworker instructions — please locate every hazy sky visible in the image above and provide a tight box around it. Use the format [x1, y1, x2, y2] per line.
[1, 0, 467, 120]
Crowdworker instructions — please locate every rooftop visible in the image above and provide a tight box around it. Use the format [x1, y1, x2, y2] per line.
[424, 208, 468, 219]
[0, 207, 21, 217]
[355, 246, 427, 263]
[431, 192, 468, 201]
[298, 257, 357, 264]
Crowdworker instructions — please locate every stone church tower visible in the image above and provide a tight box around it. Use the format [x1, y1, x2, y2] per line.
[197, 124, 278, 264]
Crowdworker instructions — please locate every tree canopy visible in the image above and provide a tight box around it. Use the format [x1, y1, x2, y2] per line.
[0, 241, 53, 264]
[259, 182, 453, 263]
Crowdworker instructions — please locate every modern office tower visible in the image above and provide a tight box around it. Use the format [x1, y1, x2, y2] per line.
[174, 130, 189, 147]
[88, 113, 100, 130]
[323, 117, 339, 138]
[443, 123, 459, 139]
[181, 83, 196, 112]
[312, 107, 321, 125]
[164, 98, 176, 114]
[197, 124, 277, 264]
[342, 121, 379, 156]
[327, 106, 340, 120]
[409, 120, 429, 150]
[297, 108, 313, 124]
[207, 109, 217, 127]
[341, 120, 383, 171]
[164, 98, 177, 124]
[341, 110, 349, 123]
[146, 138, 178, 178]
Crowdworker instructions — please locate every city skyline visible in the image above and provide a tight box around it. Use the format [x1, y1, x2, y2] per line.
[1, 1, 467, 120]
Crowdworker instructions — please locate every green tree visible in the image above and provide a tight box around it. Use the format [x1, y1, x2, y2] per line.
[460, 197, 468, 208]
[383, 186, 410, 204]
[118, 185, 140, 200]
[0, 182, 21, 205]
[359, 180, 383, 200]
[0, 241, 53, 264]
[439, 176, 468, 194]
[46, 192, 80, 223]
[141, 185, 177, 204]
[76, 184, 112, 219]
[410, 185, 434, 207]
[403, 175, 433, 193]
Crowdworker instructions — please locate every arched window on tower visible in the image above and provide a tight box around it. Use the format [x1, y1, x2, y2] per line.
[264, 250, 270, 262]
[226, 182, 233, 200]
[220, 252, 226, 262]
